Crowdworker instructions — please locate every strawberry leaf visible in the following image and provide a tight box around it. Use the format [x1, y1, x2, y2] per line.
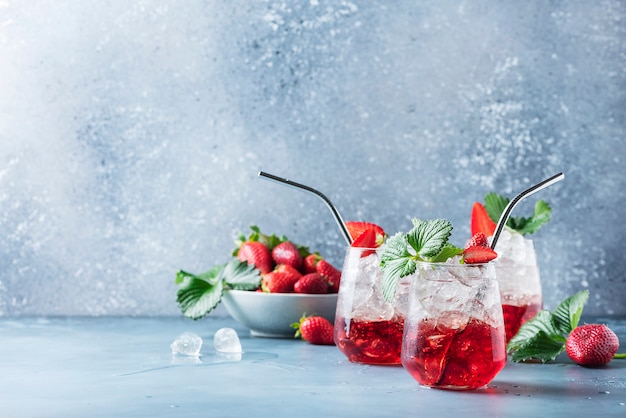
[223, 259, 262, 290]
[175, 264, 223, 285]
[506, 310, 566, 362]
[483, 193, 552, 235]
[176, 269, 225, 320]
[507, 290, 590, 363]
[551, 289, 589, 334]
[484, 193, 508, 223]
[509, 200, 552, 235]
[175, 260, 262, 320]
[509, 333, 566, 363]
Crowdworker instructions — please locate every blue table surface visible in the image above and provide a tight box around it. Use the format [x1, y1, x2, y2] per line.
[1, 315, 624, 418]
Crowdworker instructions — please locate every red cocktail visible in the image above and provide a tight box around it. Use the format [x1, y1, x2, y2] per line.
[402, 317, 506, 389]
[334, 247, 408, 365]
[335, 317, 404, 364]
[502, 300, 542, 342]
[401, 260, 506, 390]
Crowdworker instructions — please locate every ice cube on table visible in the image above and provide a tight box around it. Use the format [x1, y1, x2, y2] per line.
[214, 327, 242, 353]
[170, 332, 203, 356]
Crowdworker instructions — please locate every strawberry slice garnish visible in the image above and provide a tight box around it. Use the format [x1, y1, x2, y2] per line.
[470, 202, 496, 237]
[346, 221, 385, 248]
[463, 231, 497, 264]
[462, 245, 498, 264]
[351, 228, 377, 248]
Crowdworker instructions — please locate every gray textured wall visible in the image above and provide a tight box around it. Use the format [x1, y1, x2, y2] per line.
[1, 1, 624, 316]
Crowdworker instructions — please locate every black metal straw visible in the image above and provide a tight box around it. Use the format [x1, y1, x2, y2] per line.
[491, 172, 565, 250]
[257, 171, 353, 245]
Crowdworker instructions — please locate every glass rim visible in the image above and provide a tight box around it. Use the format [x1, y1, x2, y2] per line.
[345, 245, 381, 252]
[415, 259, 495, 268]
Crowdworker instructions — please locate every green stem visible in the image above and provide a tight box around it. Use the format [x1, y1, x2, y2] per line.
[614, 353, 626, 359]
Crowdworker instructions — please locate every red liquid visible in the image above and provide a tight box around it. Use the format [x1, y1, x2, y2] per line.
[502, 302, 542, 342]
[402, 318, 506, 390]
[335, 317, 404, 365]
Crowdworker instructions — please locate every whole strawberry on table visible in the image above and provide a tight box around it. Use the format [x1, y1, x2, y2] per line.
[506, 289, 626, 366]
[175, 225, 343, 320]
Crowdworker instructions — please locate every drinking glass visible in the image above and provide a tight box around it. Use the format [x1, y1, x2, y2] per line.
[401, 260, 506, 390]
[334, 246, 408, 365]
[493, 230, 543, 342]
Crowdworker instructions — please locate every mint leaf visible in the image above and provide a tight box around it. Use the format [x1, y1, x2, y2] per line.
[429, 243, 464, 263]
[483, 193, 552, 235]
[176, 269, 226, 320]
[380, 232, 416, 276]
[407, 218, 453, 259]
[380, 219, 454, 302]
[551, 289, 589, 335]
[380, 232, 416, 303]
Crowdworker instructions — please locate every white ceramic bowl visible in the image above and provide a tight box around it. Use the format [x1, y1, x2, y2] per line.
[222, 290, 338, 338]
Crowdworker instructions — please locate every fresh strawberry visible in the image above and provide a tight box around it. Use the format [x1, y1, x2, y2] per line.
[303, 253, 322, 274]
[565, 324, 620, 367]
[272, 241, 303, 271]
[462, 245, 498, 264]
[465, 232, 490, 249]
[294, 273, 329, 294]
[346, 221, 386, 247]
[274, 263, 303, 279]
[261, 271, 300, 293]
[316, 259, 342, 293]
[292, 314, 335, 345]
[237, 241, 273, 274]
[470, 202, 497, 237]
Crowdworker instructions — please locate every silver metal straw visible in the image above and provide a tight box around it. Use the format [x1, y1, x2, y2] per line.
[490, 172, 565, 250]
[257, 171, 353, 245]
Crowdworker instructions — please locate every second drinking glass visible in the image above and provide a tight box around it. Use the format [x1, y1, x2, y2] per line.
[334, 246, 408, 365]
[493, 229, 543, 343]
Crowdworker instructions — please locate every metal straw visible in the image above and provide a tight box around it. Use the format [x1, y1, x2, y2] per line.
[257, 171, 353, 245]
[490, 172, 565, 250]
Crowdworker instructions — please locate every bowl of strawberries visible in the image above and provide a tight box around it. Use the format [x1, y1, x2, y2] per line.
[222, 290, 338, 338]
[175, 226, 342, 338]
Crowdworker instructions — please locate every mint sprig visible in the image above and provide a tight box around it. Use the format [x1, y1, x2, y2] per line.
[484, 192, 552, 235]
[175, 259, 261, 320]
[380, 218, 462, 303]
[506, 290, 589, 362]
